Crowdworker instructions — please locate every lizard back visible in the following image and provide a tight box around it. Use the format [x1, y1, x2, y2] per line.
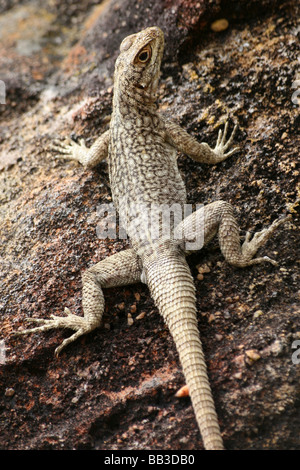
[108, 27, 187, 247]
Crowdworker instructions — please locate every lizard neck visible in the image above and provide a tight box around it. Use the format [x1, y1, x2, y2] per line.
[113, 76, 158, 117]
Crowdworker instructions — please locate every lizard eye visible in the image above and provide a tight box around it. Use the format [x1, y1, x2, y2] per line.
[135, 45, 152, 64]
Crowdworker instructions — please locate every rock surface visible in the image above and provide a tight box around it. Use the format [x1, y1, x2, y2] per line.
[0, 0, 299, 450]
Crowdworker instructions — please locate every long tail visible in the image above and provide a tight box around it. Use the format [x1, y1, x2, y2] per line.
[144, 245, 224, 450]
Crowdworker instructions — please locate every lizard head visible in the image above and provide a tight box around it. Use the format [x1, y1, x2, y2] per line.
[114, 26, 164, 106]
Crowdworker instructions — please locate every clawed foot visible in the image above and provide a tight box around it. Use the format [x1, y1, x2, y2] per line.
[49, 138, 88, 165]
[241, 215, 291, 266]
[214, 121, 240, 161]
[13, 308, 97, 356]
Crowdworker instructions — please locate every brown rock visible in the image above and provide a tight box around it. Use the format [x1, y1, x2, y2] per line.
[0, 0, 299, 451]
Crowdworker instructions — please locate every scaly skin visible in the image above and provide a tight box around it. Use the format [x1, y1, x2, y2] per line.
[14, 27, 290, 450]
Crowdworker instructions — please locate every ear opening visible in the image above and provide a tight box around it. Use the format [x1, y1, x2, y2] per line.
[120, 34, 136, 52]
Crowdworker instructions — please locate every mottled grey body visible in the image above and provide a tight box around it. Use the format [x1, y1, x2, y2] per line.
[110, 29, 186, 248]
[15, 27, 290, 450]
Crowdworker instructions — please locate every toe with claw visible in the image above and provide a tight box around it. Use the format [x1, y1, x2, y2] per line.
[49, 138, 88, 165]
[241, 215, 291, 266]
[13, 307, 99, 356]
[214, 121, 240, 161]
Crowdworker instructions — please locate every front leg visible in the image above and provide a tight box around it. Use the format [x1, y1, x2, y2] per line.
[13, 249, 142, 356]
[165, 119, 239, 164]
[50, 129, 110, 168]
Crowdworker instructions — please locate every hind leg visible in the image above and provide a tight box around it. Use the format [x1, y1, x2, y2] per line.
[175, 200, 290, 267]
[14, 249, 142, 355]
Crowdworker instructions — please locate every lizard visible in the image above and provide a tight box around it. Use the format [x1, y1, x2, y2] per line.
[14, 26, 290, 450]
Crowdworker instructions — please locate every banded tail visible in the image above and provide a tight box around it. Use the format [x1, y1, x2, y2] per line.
[143, 243, 224, 450]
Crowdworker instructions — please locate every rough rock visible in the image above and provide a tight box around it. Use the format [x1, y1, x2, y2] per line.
[0, 0, 299, 450]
